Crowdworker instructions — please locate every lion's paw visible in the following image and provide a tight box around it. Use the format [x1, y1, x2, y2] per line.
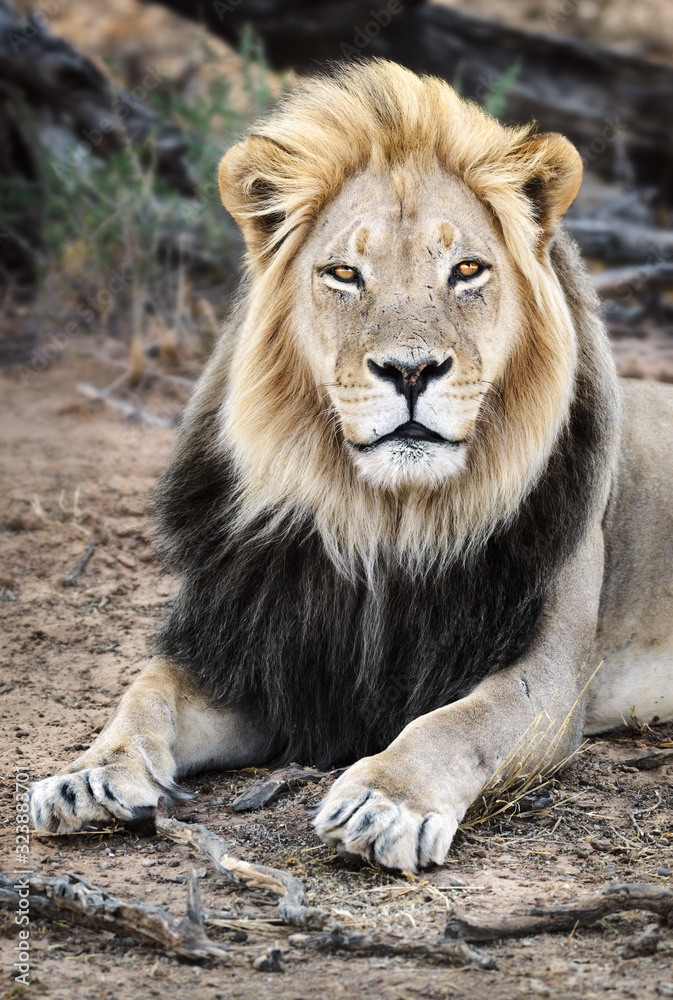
[30, 764, 185, 834]
[312, 768, 458, 872]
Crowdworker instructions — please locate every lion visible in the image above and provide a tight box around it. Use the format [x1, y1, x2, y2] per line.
[30, 61, 673, 872]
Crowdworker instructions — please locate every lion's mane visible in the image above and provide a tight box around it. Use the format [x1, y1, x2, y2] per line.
[151, 63, 621, 767]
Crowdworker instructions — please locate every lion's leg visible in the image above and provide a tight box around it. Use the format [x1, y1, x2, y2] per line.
[30, 658, 268, 834]
[313, 526, 605, 871]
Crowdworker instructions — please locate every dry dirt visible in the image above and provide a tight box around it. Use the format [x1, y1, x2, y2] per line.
[1, 347, 673, 999]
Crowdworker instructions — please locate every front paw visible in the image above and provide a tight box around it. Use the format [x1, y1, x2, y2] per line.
[312, 759, 458, 872]
[30, 762, 186, 834]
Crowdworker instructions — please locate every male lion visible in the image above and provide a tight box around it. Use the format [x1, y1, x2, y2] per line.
[31, 61, 673, 872]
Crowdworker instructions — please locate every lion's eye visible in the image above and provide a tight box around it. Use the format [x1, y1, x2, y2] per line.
[456, 261, 482, 279]
[332, 266, 357, 282]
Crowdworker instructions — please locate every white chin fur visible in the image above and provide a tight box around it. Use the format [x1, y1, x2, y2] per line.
[352, 440, 467, 489]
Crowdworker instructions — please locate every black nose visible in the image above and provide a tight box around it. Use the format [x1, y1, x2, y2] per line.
[367, 357, 453, 417]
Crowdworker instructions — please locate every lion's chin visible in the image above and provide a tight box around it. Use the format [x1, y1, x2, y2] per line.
[351, 439, 468, 491]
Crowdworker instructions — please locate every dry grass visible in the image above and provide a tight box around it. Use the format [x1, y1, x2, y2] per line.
[461, 664, 603, 831]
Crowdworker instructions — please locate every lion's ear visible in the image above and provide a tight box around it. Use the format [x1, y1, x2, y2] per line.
[520, 133, 583, 246]
[218, 136, 288, 259]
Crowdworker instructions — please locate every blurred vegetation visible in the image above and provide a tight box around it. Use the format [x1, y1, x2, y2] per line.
[0, 28, 277, 366]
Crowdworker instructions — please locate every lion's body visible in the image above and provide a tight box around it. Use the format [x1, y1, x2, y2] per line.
[149, 229, 618, 769]
[589, 378, 673, 731]
[30, 61, 673, 871]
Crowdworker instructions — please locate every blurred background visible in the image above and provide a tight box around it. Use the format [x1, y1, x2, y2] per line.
[1, 0, 673, 405]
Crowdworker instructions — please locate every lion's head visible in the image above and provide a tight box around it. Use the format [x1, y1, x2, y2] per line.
[214, 60, 588, 567]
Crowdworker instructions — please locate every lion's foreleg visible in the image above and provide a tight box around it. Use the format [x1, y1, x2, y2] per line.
[313, 525, 605, 871]
[30, 658, 267, 833]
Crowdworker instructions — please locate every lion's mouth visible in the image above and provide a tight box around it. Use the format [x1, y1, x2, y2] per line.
[352, 421, 466, 451]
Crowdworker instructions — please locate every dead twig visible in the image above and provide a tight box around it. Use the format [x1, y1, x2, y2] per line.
[288, 927, 497, 969]
[0, 871, 230, 963]
[76, 383, 173, 428]
[566, 219, 673, 265]
[231, 763, 336, 812]
[89, 351, 197, 391]
[155, 807, 324, 928]
[592, 262, 673, 297]
[619, 751, 673, 771]
[630, 790, 663, 839]
[156, 811, 495, 968]
[62, 541, 97, 587]
[444, 883, 673, 943]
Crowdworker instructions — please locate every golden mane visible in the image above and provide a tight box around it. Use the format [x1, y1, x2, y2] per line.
[209, 60, 585, 573]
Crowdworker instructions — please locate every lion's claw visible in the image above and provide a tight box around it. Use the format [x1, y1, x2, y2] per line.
[313, 784, 457, 872]
[30, 766, 187, 834]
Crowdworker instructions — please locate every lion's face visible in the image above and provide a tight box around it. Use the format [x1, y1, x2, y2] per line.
[293, 168, 521, 489]
[219, 61, 584, 555]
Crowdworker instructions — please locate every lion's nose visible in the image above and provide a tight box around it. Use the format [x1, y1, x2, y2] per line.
[367, 356, 453, 416]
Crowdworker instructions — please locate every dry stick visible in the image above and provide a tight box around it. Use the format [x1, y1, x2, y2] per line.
[0, 871, 230, 963]
[155, 809, 323, 928]
[185, 865, 202, 926]
[62, 540, 97, 587]
[565, 219, 673, 266]
[89, 351, 197, 391]
[592, 262, 673, 297]
[629, 790, 663, 839]
[155, 811, 495, 968]
[76, 383, 173, 428]
[287, 928, 497, 970]
[231, 763, 336, 812]
[444, 883, 673, 943]
[620, 751, 673, 771]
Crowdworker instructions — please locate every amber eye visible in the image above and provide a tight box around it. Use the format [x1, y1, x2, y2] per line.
[456, 261, 482, 278]
[332, 265, 357, 281]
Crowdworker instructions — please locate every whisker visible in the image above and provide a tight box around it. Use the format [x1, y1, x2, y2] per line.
[303, 382, 340, 402]
[480, 379, 505, 406]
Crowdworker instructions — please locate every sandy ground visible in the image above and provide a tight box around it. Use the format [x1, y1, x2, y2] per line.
[1, 347, 673, 999]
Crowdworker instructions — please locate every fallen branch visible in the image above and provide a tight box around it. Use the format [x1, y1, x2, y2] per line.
[155, 811, 497, 967]
[593, 262, 673, 297]
[76, 383, 173, 428]
[155, 808, 324, 928]
[565, 219, 673, 265]
[231, 763, 334, 812]
[619, 750, 673, 771]
[0, 870, 230, 963]
[288, 927, 497, 969]
[89, 351, 197, 391]
[444, 883, 673, 943]
[62, 540, 97, 587]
